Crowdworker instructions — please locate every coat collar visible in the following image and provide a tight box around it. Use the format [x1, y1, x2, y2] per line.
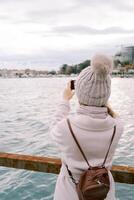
[76, 104, 108, 119]
[70, 104, 115, 131]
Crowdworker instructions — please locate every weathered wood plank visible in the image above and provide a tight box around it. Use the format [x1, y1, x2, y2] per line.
[111, 165, 134, 184]
[0, 152, 61, 174]
[0, 152, 134, 184]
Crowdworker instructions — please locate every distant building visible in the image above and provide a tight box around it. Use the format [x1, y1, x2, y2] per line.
[0, 69, 51, 78]
[121, 46, 134, 64]
[114, 46, 134, 66]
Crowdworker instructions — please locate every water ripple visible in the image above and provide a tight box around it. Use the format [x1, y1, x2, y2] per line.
[0, 77, 134, 200]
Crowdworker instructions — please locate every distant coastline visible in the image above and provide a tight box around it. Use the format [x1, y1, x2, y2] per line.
[0, 70, 133, 79]
[1, 54, 134, 78]
[0, 59, 134, 79]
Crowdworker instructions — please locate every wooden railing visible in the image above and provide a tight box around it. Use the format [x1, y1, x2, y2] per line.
[0, 152, 134, 184]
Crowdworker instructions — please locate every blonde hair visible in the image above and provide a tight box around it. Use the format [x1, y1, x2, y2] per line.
[106, 103, 118, 118]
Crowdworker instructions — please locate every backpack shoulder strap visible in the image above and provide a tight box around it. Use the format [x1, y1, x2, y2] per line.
[67, 118, 116, 168]
[67, 118, 92, 168]
[102, 125, 116, 167]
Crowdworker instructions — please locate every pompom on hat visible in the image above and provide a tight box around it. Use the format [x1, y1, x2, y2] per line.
[75, 54, 113, 107]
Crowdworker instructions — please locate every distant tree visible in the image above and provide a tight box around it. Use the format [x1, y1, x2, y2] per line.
[121, 60, 131, 66]
[25, 69, 30, 75]
[48, 70, 56, 75]
[72, 65, 78, 74]
[78, 60, 90, 72]
[59, 64, 68, 74]
[58, 60, 91, 74]
[65, 66, 74, 75]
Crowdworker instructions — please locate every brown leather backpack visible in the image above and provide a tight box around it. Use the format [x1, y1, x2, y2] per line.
[66, 118, 116, 200]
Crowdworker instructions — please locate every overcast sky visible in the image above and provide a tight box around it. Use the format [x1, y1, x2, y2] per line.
[0, 0, 134, 70]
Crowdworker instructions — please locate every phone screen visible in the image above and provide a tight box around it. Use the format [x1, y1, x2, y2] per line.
[71, 80, 75, 90]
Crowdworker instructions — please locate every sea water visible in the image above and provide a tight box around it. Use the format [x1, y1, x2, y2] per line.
[0, 77, 134, 200]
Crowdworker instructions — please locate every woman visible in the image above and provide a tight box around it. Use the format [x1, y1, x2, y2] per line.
[50, 54, 124, 200]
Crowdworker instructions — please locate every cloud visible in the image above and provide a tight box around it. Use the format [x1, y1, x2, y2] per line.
[0, 0, 134, 70]
[0, 0, 78, 24]
[0, 44, 122, 70]
[51, 26, 134, 35]
[19, 0, 134, 25]
[0, 34, 134, 70]
[0, 0, 134, 27]
[0, 14, 10, 20]
[26, 26, 134, 38]
[25, 3, 80, 25]
[74, 0, 134, 12]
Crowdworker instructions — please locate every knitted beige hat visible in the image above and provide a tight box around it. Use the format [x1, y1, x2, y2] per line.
[75, 54, 113, 106]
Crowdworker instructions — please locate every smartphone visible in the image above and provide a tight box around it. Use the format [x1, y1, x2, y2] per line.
[70, 80, 75, 90]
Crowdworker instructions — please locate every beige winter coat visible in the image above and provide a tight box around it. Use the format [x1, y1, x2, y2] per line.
[50, 100, 124, 200]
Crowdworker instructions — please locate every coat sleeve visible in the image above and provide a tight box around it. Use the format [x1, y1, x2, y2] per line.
[49, 100, 70, 144]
